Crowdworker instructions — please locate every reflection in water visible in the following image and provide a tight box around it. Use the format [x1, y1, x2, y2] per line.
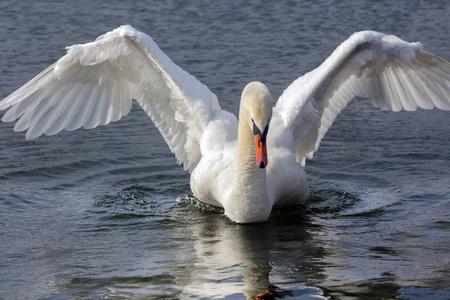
[174, 201, 327, 299]
[182, 217, 273, 298]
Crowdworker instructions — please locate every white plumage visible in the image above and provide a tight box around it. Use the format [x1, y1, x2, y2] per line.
[1, 25, 449, 223]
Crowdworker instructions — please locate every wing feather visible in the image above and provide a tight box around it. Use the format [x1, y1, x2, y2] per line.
[0, 25, 221, 172]
[276, 31, 450, 166]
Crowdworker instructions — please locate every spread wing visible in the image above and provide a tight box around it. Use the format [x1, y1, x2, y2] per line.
[275, 30, 450, 166]
[0, 25, 221, 172]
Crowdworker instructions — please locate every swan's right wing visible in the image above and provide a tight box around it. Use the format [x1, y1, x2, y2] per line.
[275, 31, 450, 166]
[0, 25, 221, 172]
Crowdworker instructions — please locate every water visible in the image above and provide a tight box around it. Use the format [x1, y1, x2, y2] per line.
[0, 0, 449, 299]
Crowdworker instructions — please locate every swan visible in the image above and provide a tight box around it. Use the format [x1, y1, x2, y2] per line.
[0, 25, 449, 223]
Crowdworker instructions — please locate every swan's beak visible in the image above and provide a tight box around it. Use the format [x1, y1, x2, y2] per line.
[252, 121, 269, 169]
[254, 133, 268, 169]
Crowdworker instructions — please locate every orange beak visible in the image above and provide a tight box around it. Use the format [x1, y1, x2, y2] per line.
[254, 134, 268, 169]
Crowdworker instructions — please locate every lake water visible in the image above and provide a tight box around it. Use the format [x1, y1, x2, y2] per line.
[0, 0, 449, 299]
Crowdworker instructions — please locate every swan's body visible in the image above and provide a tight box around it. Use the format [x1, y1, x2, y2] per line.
[0, 25, 449, 223]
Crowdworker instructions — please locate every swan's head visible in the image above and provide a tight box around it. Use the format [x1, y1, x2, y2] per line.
[241, 81, 273, 169]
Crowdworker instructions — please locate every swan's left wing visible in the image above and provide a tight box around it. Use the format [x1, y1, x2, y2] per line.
[0, 25, 221, 172]
[275, 30, 450, 166]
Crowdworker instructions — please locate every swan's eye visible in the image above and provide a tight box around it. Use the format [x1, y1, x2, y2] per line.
[252, 119, 262, 136]
[263, 120, 270, 136]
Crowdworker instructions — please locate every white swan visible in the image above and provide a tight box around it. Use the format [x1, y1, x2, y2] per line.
[0, 25, 449, 223]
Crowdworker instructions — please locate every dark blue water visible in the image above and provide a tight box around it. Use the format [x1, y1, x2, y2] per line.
[0, 1, 449, 299]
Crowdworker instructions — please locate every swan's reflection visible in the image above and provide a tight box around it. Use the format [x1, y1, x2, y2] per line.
[178, 210, 325, 299]
[179, 215, 273, 298]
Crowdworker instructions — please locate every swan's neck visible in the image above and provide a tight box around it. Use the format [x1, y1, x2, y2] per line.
[224, 108, 271, 223]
